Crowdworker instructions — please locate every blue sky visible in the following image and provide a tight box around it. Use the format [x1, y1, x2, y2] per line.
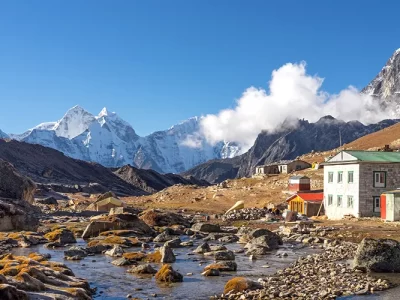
[0, 0, 399, 135]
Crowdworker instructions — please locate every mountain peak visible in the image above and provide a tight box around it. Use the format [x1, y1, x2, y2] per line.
[98, 107, 115, 118]
[54, 105, 96, 139]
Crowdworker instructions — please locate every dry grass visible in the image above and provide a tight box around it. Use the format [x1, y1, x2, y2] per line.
[223, 277, 250, 294]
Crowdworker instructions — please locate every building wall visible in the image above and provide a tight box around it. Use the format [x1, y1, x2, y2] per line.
[305, 202, 323, 217]
[323, 164, 360, 219]
[287, 161, 312, 173]
[358, 163, 400, 217]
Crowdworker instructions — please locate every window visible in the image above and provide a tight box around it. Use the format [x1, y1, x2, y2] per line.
[338, 171, 343, 183]
[337, 195, 342, 207]
[373, 196, 381, 212]
[328, 172, 334, 183]
[373, 171, 386, 188]
[328, 194, 333, 206]
[348, 171, 354, 183]
[347, 196, 354, 208]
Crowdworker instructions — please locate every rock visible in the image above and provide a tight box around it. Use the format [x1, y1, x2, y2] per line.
[239, 229, 282, 246]
[0, 284, 28, 300]
[64, 246, 87, 260]
[155, 264, 183, 282]
[44, 228, 76, 245]
[180, 241, 193, 247]
[191, 223, 221, 233]
[215, 250, 235, 261]
[0, 159, 36, 203]
[164, 238, 182, 248]
[139, 209, 190, 227]
[218, 235, 239, 243]
[224, 277, 258, 294]
[154, 231, 175, 243]
[0, 199, 39, 231]
[160, 246, 176, 263]
[128, 264, 157, 274]
[244, 234, 281, 251]
[36, 197, 58, 205]
[210, 245, 227, 251]
[354, 238, 400, 272]
[204, 261, 237, 272]
[105, 245, 125, 257]
[193, 242, 211, 254]
[245, 245, 270, 255]
[82, 214, 153, 239]
[111, 257, 133, 266]
[86, 244, 111, 254]
[201, 269, 220, 276]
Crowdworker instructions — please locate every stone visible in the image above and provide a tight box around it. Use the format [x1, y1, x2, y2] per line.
[86, 244, 111, 254]
[111, 257, 133, 266]
[353, 238, 400, 272]
[155, 264, 183, 282]
[191, 223, 221, 233]
[0, 284, 28, 300]
[154, 232, 175, 243]
[105, 245, 125, 257]
[245, 245, 270, 256]
[239, 229, 282, 245]
[215, 250, 235, 261]
[128, 264, 157, 274]
[59, 229, 77, 244]
[164, 238, 182, 248]
[204, 261, 238, 272]
[180, 241, 193, 247]
[36, 197, 58, 205]
[210, 245, 227, 251]
[64, 246, 87, 260]
[201, 269, 220, 276]
[223, 277, 258, 294]
[160, 246, 176, 263]
[0, 159, 36, 203]
[193, 242, 211, 254]
[139, 209, 190, 227]
[218, 235, 239, 243]
[244, 234, 281, 251]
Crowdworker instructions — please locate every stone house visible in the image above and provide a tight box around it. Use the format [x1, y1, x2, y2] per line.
[255, 160, 311, 175]
[323, 150, 400, 219]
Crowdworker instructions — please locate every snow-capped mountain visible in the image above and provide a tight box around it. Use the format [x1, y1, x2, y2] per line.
[362, 48, 400, 116]
[10, 106, 240, 173]
[0, 129, 8, 139]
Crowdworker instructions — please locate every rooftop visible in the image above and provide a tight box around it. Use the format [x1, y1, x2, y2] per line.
[326, 150, 400, 163]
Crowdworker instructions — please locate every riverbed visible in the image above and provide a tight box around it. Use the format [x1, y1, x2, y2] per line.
[13, 238, 319, 299]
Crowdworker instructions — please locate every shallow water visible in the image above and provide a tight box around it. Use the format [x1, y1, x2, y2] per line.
[13, 238, 319, 299]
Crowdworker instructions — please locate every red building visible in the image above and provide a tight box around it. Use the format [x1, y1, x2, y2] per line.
[289, 175, 311, 192]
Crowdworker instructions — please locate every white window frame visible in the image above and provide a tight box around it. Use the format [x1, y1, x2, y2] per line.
[328, 172, 333, 183]
[347, 195, 354, 208]
[328, 194, 333, 206]
[338, 172, 343, 183]
[348, 171, 354, 183]
[337, 195, 342, 207]
[373, 196, 381, 213]
[373, 171, 386, 188]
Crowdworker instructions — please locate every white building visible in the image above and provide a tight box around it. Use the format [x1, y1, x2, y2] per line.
[323, 150, 400, 219]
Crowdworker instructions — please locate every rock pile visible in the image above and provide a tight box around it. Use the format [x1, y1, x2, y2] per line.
[222, 208, 269, 221]
[215, 240, 391, 299]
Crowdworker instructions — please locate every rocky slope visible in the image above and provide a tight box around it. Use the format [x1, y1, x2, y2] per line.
[113, 164, 209, 194]
[8, 106, 240, 173]
[362, 48, 400, 115]
[183, 117, 398, 183]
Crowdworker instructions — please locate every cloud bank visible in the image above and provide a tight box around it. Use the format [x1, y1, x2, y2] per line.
[197, 62, 392, 151]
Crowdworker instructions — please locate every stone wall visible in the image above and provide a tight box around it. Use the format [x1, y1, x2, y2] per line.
[359, 163, 400, 217]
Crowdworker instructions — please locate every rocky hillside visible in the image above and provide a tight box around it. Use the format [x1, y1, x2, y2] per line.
[113, 164, 209, 194]
[362, 48, 400, 115]
[183, 117, 397, 183]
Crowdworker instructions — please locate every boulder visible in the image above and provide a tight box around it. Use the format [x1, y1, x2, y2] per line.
[191, 223, 221, 233]
[0, 159, 36, 203]
[204, 261, 237, 272]
[215, 250, 235, 261]
[64, 246, 87, 260]
[111, 257, 133, 266]
[201, 268, 220, 276]
[164, 238, 182, 248]
[353, 238, 400, 272]
[245, 245, 270, 256]
[0, 199, 39, 231]
[154, 232, 175, 243]
[0, 284, 28, 300]
[239, 228, 282, 245]
[218, 235, 239, 243]
[223, 277, 260, 294]
[35, 197, 58, 205]
[193, 242, 211, 254]
[139, 209, 190, 227]
[225, 200, 245, 214]
[155, 264, 183, 282]
[160, 246, 176, 263]
[128, 264, 157, 274]
[105, 245, 124, 257]
[44, 229, 76, 245]
[244, 234, 281, 251]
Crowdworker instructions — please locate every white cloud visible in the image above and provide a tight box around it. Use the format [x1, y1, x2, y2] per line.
[181, 134, 203, 148]
[199, 62, 392, 151]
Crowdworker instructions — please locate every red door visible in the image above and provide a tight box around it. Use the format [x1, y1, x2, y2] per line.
[381, 194, 386, 220]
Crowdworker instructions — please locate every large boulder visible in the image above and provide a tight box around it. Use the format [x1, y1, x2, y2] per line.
[155, 264, 183, 282]
[223, 277, 260, 294]
[239, 228, 282, 245]
[160, 246, 176, 263]
[139, 209, 190, 227]
[128, 264, 157, 274]
[82, 213, 153, 239]
[191, 223, 221, 233]
[0, 284, 28, 300]
[0, 159, 36, 203]
[0, 199, 39, 231]
[354, 238, 400, 272]
[244, 235, 281, 251]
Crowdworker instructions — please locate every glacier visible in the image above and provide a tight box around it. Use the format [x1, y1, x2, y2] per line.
[5, 105, 240, 173]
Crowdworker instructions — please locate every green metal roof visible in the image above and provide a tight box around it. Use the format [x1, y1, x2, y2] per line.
[345, 150, 400, 162]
